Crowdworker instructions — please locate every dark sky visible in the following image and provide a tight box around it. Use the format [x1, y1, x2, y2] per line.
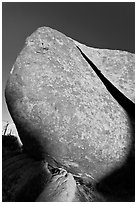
[2, 2, 135, 122]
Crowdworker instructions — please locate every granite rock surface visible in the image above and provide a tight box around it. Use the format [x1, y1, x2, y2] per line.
[5, 27, 134, 180]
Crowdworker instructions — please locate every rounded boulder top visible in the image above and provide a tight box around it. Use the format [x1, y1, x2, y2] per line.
[5, 27, 134, 181]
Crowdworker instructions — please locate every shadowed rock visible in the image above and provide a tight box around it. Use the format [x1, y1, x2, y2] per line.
[3, 153, 52, 201]
[36, 168, 77, 202]
[5, 27, 134, 182]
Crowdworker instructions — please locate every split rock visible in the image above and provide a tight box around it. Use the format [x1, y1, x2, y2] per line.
[5, 27, 134, 180]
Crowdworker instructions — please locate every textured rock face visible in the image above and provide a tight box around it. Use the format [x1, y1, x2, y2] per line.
[73, 40, 135, 103]
[5, 27, 134, 180]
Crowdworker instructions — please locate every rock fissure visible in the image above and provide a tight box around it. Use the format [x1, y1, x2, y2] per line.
[3, 26, 135, 201]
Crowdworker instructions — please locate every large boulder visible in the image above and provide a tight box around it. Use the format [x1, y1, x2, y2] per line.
[5, 27, 134, 181]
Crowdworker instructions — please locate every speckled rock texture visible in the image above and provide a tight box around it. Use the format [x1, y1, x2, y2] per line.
[5, 27, 134, 180]
[73, 40, 135, 103]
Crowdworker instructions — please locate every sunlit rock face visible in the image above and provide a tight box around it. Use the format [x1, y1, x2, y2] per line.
[73, 40, 135, 103]
[5, 27, 134, 180]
